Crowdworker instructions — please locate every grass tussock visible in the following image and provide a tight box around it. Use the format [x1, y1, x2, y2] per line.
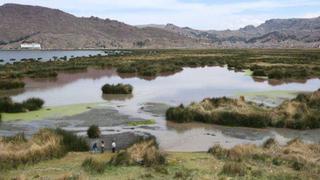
[166, 89, 320, 129]
[0, 97, 44, 113]
[0, 80, 25, 90]
[0, 128, 88, 170]
[209, 138, 320, 176]
[82, 157, 107, 174]
[166, 97, 271, 128]
[109, 138, 165, 167]
[87, 125, 101, 139]
[221, 162, 247, 176]
[101, 83, 133, 94]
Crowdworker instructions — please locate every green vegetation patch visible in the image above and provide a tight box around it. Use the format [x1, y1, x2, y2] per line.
[101, 83, 133, 94]
[166, 89, 320, 129]
[127, 119, 156, 126]
[0, 80, 25, 90]
[1, 103, 99, 121]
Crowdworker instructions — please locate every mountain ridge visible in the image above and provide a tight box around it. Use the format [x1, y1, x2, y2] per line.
[0, 3, 320, 49]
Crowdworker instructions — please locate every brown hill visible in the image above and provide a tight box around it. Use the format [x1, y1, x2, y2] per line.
[0, 3, 207, 49]
[1, 3, 320, 49]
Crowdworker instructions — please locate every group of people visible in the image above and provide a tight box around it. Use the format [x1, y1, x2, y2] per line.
[92, 140, 116, 153]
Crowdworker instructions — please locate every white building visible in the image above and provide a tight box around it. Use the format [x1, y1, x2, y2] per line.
[20, 43, 41, 50]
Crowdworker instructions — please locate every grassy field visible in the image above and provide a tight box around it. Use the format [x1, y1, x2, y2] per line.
[1, 128, 319, 179]
[2, 148, 317, 180]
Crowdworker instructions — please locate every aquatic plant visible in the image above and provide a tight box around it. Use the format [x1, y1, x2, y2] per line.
[22, 98, 44, 111]
[166, 97, 271, 128]
[166, 89, 320, 130]
[116, 64, 137, 73]
[252, 69, 267, 76]
[101, 83, 133, 94]
[87, 125, 101, 139]
[0, 97, 45, 113]
[0, 80, 25, 90]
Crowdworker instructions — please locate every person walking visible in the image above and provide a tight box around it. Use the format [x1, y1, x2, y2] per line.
[111, 140, 116, 153]
[100, 140, 105, 153]
[92, 142, 98, 153]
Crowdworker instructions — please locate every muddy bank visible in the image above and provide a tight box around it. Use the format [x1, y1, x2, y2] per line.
[0, 106, 150, 137]
[85, 132, 152, 151]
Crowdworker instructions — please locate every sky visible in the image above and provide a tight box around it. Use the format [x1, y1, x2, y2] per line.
[1, 0, 320, 30]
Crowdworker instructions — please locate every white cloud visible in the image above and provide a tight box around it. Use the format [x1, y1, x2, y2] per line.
[1, 0, 320, 30]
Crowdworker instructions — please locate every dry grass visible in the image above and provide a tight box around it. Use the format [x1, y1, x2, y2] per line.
[0, 128, 88, 170]
[0, 129, 64, 169]
[109, 138, 165, 167]
[209, 138, 320, 173]
[167, 89, 320, 129]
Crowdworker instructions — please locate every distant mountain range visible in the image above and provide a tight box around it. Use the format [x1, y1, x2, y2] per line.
[1, 3, 320, 49]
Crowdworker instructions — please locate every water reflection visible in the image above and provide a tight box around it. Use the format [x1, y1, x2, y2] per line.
[252, 77, 309, 86]
[102, 94, 133, 101]
[2, 66, 320, 151]
[8, 66, 320, 107]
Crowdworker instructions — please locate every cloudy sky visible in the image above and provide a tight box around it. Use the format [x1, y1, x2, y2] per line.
[1, 0, 320, 30]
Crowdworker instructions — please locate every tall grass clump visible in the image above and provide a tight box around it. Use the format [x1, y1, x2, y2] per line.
[166, 89, 320, 130]
[22, 98, 44, 111]
[87, 125, 101, 139]
[0, 129, 64, 170]
[54, 128, 89, 152]
[0, 80, 25, 90]
[101, 83, 133, 94]
[166, 97, 271, 128]
[0, 128, 88, 170]
[221, 162, 247, 176]
[0, 97, 44, 113]
[109, 138, 165, 167]
[82, 157, 107, 174]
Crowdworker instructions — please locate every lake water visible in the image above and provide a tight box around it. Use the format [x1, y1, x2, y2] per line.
[0, 50, 107, 63]
[2, 66, 320, 151]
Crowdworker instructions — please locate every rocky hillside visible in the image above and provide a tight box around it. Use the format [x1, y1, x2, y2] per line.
[142, 18, 320, 48]
[0, 4, 206, 49]
[1, 3, 320, 49]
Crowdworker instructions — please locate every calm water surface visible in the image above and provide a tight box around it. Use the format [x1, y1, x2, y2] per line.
[3, 66, 320, 151]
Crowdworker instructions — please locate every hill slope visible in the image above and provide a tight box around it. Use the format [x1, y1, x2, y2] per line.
[1, 3, 320, 49]
[0, 4, 206, 49]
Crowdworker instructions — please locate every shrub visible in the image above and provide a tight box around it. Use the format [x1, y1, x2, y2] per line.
[263, 138, 278, 149]
[0, 80, 25, 90]
[6, 103, 26, 113]
[101, 83, 133, 94]
[22, 98, 44, 111]
[82, 158, 106, 174]
[54, 128, 89, 152]
[109, 138, 165, 167]
[208, 144, 228, 159]
[0, 97, 44, 113]
[292, 160, 304, 171]
[87, 125, 101, 139]
[0, 97, 13, 112]
[221, 162, 247, 176]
